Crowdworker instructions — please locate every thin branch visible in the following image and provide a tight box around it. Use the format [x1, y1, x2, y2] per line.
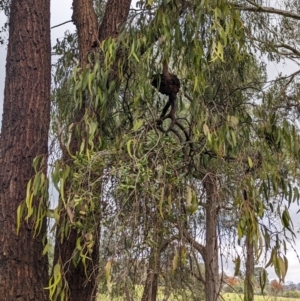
[280, 69, 300, 82]
[232, 3, 300, 21]
[191, 249, 205, 284]
[275, 43, 300, 57]
[51, 20, 73, 29]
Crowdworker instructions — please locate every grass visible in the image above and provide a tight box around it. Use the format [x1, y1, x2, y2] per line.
[97, 289, 300, 301]
[222, 293, 300, 301]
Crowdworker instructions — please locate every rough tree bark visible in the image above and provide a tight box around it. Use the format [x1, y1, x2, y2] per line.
[72, 0, 98, 68]
[0, 0, 51, 300]
[98, 0, 131, 41]
[52, 1, 132, 300]
[203, 174, 221, 301]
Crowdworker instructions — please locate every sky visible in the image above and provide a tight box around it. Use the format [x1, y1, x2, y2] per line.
[0, 0, 299, 284]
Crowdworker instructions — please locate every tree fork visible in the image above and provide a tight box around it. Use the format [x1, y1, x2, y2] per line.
[53, 0, 132, 300]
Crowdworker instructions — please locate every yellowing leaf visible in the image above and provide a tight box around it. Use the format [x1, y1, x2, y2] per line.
[181, 246, 187, 265]
[42, 243, 50, 255]
[278, 256, 287, 282]
[105, 260, 112, 281]
[16, 205, 23, 235]
[203, 124, 210, 136]
[126, 139, 134, 158]
[228, 115, 239, 127]
[172, 252, 179, 273]
[248, 157, 253, 169]
[133, 119, 143, 131]
[186, 186, 192, 208]
[188, 190, 198, 214]
[105, 260, 112, 293]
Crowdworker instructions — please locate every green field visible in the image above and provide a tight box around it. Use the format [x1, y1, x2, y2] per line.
[97, 292, 300, 301]
[222, 293, 300, 301]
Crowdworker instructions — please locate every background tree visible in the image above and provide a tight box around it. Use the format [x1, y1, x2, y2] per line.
[270, 279, 283, 296]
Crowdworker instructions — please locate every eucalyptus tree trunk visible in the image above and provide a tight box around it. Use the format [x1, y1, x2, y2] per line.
[52, 0, 132, 300]
[52, 1, 98, 300]
[203, 174, 221, 301]
[141, 244, 161, 301]
[244, 234, 254, 301]
[182, 175, 221, 301]
[0, 0, 51, 299]
[141, 218, 163, 301]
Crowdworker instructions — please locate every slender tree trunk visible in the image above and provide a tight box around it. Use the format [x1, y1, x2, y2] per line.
[182, 176, 221, 301]
[141, 218, 163, 301]
[141, 246, 161, 301]
[0, 0, 51, 300]
[53, 1, 132, 300]
[244, 234, 254, 301]
[203, 175, 221, 301]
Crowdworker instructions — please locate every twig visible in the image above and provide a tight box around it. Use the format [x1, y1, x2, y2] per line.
[51, 20, 73, 29]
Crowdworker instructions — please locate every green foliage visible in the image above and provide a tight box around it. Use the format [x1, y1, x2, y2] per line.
[17, 155, 49, 237]
[16, 0, 300, 299]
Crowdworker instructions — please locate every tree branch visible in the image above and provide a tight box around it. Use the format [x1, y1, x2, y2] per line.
[182, 230, 206, 260]
[51, 20, 73, 29]
[232, 3, 300, 21]
[275, 43, 300, 57]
